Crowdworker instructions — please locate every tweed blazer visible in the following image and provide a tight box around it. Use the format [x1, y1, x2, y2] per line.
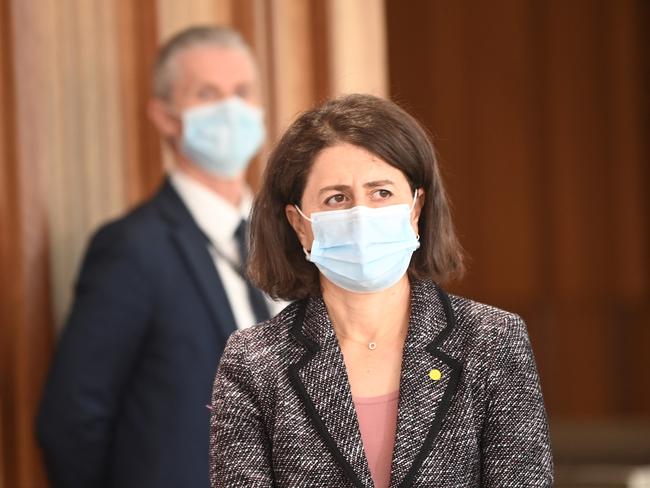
[210, 280, 553, 487]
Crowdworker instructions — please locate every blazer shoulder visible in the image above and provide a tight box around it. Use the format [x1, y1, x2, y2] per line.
[447, 293, 525, 340]
[224, 301, 302, 359]
[87, 187, 169, 255]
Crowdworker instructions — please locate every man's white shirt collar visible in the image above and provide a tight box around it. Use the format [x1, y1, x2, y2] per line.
[169, 169, 252, 261]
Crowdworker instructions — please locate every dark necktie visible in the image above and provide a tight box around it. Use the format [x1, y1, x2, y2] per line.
[234, 219, 271, 323]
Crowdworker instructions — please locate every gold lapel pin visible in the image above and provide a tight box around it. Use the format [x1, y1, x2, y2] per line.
[428, 369, 442, 381]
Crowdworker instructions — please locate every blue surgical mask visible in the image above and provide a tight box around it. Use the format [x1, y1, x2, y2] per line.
[295, 192, 420, 293]
[181, 97, 265, 178]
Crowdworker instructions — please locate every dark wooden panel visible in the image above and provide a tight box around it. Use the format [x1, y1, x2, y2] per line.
[387, 0, 650, 418]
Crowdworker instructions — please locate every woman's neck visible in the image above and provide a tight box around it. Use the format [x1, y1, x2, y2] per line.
[321, 276, 411, 343]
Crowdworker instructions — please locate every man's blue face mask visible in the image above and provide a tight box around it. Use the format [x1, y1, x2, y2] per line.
[181, 96, 265, 178]
[295, 190, 421, 293]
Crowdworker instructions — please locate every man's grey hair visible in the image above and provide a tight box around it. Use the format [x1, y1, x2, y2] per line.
[153, 25, 253, 101]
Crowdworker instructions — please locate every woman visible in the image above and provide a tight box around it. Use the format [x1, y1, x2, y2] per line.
[209, 94, 553, 487]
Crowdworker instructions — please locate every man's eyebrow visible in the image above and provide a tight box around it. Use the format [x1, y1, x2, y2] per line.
[196, 81, 223, 94]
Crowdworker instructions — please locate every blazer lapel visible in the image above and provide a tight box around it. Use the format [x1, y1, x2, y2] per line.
[389, 282, 462, 488]
[288, 298, 373, 488]
[155, 179, 238, 344]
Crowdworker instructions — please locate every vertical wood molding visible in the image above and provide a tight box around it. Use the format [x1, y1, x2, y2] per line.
[268, 0, 316, 132]
[233, 0, 272, 190]
[326, 0, 388, 97]
[1, 0, 54, 485]
[0, 2, 19, 486]
[117, 0, 163, 205]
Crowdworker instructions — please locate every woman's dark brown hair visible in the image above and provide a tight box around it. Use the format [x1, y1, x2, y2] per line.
[248, 93, 464, 300]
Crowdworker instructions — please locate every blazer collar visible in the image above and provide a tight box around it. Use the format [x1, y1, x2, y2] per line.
[389, 280, 462, 488]
[155, 178, 238, 344]
[288, 280, 461, 488]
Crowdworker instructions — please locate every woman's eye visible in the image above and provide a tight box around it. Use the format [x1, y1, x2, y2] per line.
[325, 194, 346, 205]
[372, 189, 393, 200]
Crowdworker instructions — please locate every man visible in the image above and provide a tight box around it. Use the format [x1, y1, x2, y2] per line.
[37, 26, 279, 488]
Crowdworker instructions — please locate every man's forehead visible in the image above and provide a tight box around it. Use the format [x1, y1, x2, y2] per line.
[174, 45, 257, 80]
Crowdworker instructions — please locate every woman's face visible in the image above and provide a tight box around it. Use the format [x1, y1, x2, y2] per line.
[285, 142, 425, 252]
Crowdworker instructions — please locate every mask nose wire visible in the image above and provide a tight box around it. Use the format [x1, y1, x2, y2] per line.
[294, 204, 314, 222]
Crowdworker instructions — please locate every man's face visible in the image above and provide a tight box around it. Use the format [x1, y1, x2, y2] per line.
[169, 45, 261, 113]
[149, 45, 261, 142]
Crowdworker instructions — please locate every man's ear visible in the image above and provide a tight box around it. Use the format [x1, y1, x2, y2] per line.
[147, 98, 181, 138]
[285, 204, 311, 250]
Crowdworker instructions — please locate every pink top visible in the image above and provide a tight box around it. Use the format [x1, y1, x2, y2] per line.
[352, 390, 399, 488]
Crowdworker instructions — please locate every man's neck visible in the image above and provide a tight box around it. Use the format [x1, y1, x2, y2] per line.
[175, 157, 245, 208]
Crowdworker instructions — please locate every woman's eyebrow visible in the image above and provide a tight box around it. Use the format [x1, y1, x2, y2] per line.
[318, 184, 350, 195]
[317, 180, 395, 195]
[363, 179, 394, 188]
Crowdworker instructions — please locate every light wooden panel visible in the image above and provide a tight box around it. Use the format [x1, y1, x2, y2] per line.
[157, 0, 232, 41]
[42, 0, 128, 326]
[0, 1, 392, 484]
[268, 0, 316, 132]
[327, 0, 388, 97]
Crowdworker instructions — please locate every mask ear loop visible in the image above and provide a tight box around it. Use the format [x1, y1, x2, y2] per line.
[294, 204, 313, 222]
[410, 188, 420, 212]
[293, 205, 313, 259]
[411, 189, 421, 241]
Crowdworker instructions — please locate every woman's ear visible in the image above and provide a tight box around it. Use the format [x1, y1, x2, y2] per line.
[285, 205, 313, 250]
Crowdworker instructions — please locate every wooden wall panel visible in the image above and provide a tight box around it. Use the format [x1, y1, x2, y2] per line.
[327, 0, 387, 97]
[0, 0, 391, 483]
[268, 0, 316, 131]
[43, 0, 130, 325]
[1, 1, 54, 486]
[386, 0, 649, 419]
[118, 0, 163, 204]
[0, 2, 19, 486]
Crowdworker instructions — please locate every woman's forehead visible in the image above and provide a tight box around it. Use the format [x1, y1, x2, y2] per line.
[306, 143, 409, 188]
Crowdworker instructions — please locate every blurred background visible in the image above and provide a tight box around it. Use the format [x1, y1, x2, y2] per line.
[0, 0, 648, 486]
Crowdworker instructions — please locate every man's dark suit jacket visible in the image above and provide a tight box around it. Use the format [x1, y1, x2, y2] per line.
[37, 179, 239, 488]
[210, 280, 554, 487]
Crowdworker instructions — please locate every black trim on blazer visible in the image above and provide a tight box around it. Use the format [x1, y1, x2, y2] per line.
[287, 286, 462, 488]
[288, 300, 317, 353]
[288, 300, 366, 488]
[398, 285, 462, 488]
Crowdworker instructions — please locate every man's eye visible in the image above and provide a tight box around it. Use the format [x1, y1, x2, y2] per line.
[235, 86, 251, 99]
[197, 87, 220, 100]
